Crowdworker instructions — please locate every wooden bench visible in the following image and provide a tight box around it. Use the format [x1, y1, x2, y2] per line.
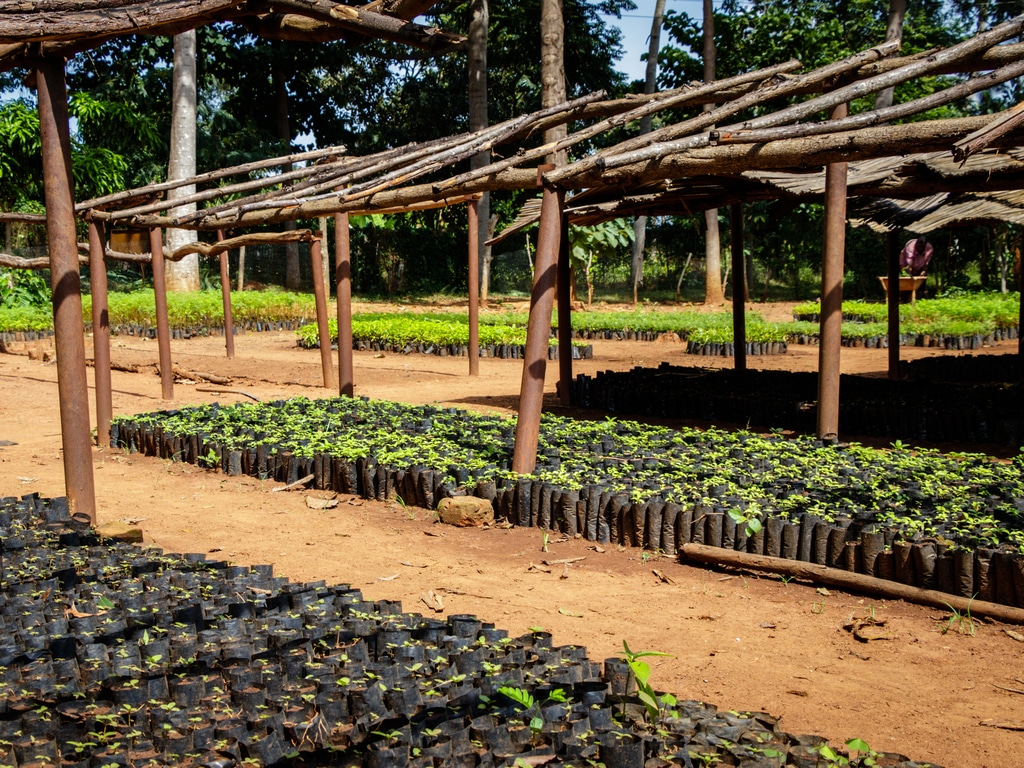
[878, 275, 927, 304]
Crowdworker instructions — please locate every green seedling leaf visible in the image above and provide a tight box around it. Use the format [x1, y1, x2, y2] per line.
[558, 607, 583, 618]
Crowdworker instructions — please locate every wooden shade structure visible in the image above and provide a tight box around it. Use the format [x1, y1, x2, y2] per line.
[4, 3, 1024, 512]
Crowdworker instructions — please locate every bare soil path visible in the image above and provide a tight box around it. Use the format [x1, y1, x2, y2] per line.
[1, 300, 1022, 767]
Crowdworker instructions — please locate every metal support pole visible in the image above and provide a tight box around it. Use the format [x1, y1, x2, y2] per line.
[87, 220, 112, 448]
[334, 213, 354, 397]
[311, 237, 337, 390]
[468, 199, 480, 376]
[513, 171, 563, 475]
[216, 230, 235, 359]
[887, 230, 901, 379]
[150, 227, 174, 400]
[817, 103, 849, 440]
[730, 203, 747, 372]
[557, 209, 572, 405]
[36, 57, 97, 523]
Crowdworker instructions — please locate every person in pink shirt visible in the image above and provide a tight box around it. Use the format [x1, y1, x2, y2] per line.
[900, 236, 933, 276]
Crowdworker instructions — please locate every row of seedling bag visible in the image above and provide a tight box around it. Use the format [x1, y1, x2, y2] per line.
[111, 396, 1024, 609]
[0, 492, 933, 768]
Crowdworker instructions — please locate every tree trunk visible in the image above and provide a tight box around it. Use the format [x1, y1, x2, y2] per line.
[165, 30, 200, 292]
[630, 0, 667, 305]
[273, 46, 301, 291]
[702, 0, 724, 305]
[541, 0, 567, 165]
[873, 0, 906, 110]
[469, 0, 490, 304]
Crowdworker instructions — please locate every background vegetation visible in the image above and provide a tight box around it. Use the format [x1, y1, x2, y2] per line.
[2, 1, 1023, 302]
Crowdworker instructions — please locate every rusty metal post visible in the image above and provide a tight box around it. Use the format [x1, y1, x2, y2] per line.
[817, 103, 849, 440]
[557, 208, 572, 405]
[88, 220, 112, 447]
[311, 237, 337, 390]
[334, 213, 354, 396]
[36, 57, 97, 523]
[887, 230, 901, 379]
[730, 203, 747, 372]
[149, 227, 174, 400]
[513, 171, 563, 475]
[468, 199, 480, 376]
[216, 230, 235, 359]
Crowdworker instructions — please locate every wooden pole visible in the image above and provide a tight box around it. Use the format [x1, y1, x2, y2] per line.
[887, 230, 901, 379]
[512, 170, 563, 475]
[468, 199, 480, 376]
[310, 237, 337, 390]
[216, 230, 235, 359]
[730, 203, 746, 372]
[36, 56, 97, 524]
[681, 542, 1024, 625]
[817, 103, 849, 440]
[334, 213, 354, 397]
[87, 220, 112, 448]
[149, 226, 174, 400]
[557, 208, 572, 405]
[237, 245, 246, 292]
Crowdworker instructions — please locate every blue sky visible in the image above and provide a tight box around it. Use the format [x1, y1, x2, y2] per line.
[603, 0, 705, 83]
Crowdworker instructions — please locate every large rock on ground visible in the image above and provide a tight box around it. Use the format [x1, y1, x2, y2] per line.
[437, 496, 494, 527]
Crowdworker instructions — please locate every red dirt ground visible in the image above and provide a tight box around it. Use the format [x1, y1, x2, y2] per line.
[1, 300, 1022, 767]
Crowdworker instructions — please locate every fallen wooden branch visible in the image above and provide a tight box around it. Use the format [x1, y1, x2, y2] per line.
[680, 542, 1024, 625]
[85, 358, 147, 374]
[980, 720, 1024, 731]
[992, 683, 1024, 695]
[195, 386, 261, 402]
[172, 366, 231, 385]
[272, 474, 315, 492]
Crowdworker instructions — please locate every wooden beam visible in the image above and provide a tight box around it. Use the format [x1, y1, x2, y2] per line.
[556, 210, 572, 406]
[730, 203, 746, 372]
[149, 227, 174, 401]
[512, 171, 562, 476]
[168, 229, 313, 261]
[88, 220, 113, 449]
[887, 231, 901, 380]
[0, 1, 241, 43]
[817, 103, 849, 441]
[310, 237, 337, 390]
[334, 212, 354, 397]
[467, 199, 480, 377]
[243, 1, 465, 51]
[216, 230, 235, 359]
[36, 55, 96, 524]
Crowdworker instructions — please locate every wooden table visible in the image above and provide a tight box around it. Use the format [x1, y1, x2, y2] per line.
[878, 275, 927, 303]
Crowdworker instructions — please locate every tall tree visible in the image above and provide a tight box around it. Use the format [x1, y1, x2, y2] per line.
[165, 30, 200, 292]
[702, 0, 725, 305]
[874, 0, 907, 110]
[469, 0, 492, 301]
[630, 0, 666, 305]
[541, 0, 568, 165]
